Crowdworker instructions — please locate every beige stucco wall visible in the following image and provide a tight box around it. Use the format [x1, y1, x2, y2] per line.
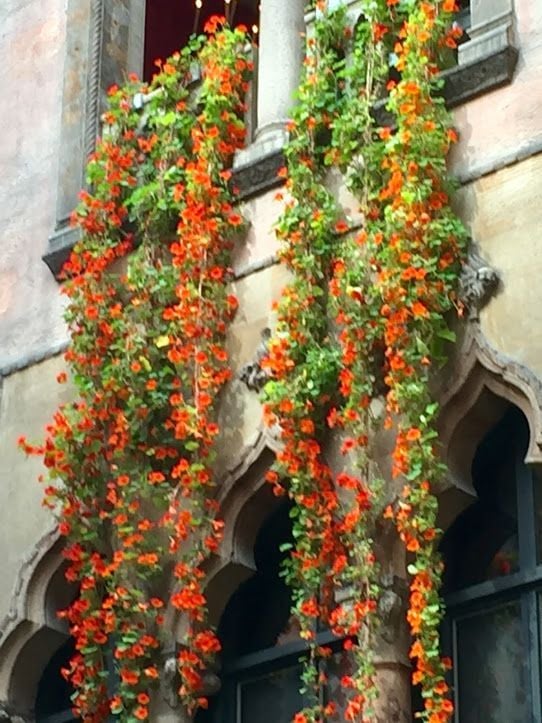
[450, 0, 542, 181]
[0, 0, 69, 372]
[0, 356, 71, 622]
[456, 151, 542, 375]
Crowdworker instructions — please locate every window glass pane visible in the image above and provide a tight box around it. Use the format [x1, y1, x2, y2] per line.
[455, 601, 529, 722]
[239, 665, 305, 723]
[486, 533, 519, 579]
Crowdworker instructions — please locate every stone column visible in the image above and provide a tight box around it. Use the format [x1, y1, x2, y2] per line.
[255, 0, 305, 151]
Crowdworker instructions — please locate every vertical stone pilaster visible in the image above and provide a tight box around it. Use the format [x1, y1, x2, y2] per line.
[254, 0, 305, 150]
[374, 663, 411, 723]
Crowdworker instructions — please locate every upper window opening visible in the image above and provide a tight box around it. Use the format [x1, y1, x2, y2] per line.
[144, 0, 260, 82]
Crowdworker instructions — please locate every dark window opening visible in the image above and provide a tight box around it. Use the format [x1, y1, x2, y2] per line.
[437, 406, 542, 722]
[457, 0, 472, 43]
[35, 639, 77, 723]
[196, 502, 352, 722]
[144, 0, 260, 82]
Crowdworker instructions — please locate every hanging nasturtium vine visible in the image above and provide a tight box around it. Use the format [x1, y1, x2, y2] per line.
[264, 1, 466, 722]
[21, 1, 467, 722]
[21, 18, 252, 721]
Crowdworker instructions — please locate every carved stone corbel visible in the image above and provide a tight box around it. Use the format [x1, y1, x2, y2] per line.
[378, 574, 407, 645]
[0, 702, 32, 723]
[458, 244, 500, 320]
[239, 328, 272, 392]
[160, 652, 221, 711]
[161, 654, 180, 709]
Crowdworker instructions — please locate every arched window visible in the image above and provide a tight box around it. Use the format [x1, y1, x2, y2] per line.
[197, 503, 351, 722]
[441, 406, 542, 722]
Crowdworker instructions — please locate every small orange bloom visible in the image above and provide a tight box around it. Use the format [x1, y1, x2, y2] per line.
[406, 427, 421, 442]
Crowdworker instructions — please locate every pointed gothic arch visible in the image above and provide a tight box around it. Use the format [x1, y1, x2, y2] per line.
[438, 326, 542, 501]
[0, 529, 76, 719]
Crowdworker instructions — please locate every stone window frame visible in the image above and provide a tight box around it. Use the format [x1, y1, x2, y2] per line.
[42, 0, 518, 278]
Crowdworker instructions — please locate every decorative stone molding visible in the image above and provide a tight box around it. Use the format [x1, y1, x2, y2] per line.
[160, 654, 179, 710]
[458, 243, 500, 319]
[438, 324, 542, 495]
[0, 527, 60, 645]
[238, 328, 271, 391]
[202, 432, 283, 625]
[458, 3, 516, 67]
[442, 44, 518, 108]
[232, 149, 286, 202]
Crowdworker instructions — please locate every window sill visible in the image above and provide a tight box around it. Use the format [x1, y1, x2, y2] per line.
[43, 224, 81, 279]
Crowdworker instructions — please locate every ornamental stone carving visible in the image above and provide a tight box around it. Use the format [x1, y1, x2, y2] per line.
[161, 654, 179, 709]
[0, 702, 31, 723]
[239, 328, 272, 392]
[458, 244, 500, 319]
[378, 574, 407, 645]
[160, 654, 221, 710]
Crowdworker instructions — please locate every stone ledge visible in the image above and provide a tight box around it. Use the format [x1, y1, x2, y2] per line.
[42, 45, 518, 280]
[442, 44, 518, 108]
[232, 148, 285, 202]
[42, 224, 80, 279]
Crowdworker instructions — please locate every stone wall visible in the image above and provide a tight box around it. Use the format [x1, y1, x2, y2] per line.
[0, 356, 71, 622]
[457, 152, 542, 376]
[450, 0, 542, 182]
[0, 0, 69, 372]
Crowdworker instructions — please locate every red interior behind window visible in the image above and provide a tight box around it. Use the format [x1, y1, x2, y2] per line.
[144, 1, 259, 81]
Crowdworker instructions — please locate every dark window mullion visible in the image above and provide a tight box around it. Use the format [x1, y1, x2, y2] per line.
[517, 457, 537, 570]
[445, 565, 542, 609]
[522, 591, 542, 722]
[452, 617, 460, 723]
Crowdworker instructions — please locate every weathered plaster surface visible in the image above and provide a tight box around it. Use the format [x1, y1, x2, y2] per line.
[232, 188, 281, 272]
[0, 357, 70, 623]
[455, 152, 542, 377]
[0, 0, 69, 370]
[217, 263, 291, 472]
[450, 0, 542, 180]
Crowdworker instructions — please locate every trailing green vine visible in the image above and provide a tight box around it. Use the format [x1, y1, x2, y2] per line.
[261, 8, 363, 720]
[265, 1, 467, 722]
[20, 19, 251, 721]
